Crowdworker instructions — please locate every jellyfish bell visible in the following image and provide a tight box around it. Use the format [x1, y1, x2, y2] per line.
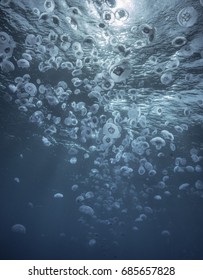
[109, 60, 132, 82]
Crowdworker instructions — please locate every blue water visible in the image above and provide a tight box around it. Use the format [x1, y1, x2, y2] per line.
[0, 0, 203, 259]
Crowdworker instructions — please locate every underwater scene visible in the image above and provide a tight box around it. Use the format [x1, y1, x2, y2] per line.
[0, 0, 203, 260]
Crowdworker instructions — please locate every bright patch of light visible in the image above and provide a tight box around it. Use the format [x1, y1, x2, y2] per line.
[114, 0, 133, 10]
[111, 0, 134, 26]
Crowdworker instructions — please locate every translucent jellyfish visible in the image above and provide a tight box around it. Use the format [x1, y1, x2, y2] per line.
[88, 239, 96, 247]
[166, 58, 180, 69]
[14, 177, 20, 183]
[154, 195, 162, 200]
[172, 36, 187, 47]
[1, 59, 15, 72]
[79, 205, 94, 217]
[195, 165, 202, 173]
[54, 193, 64, 198]
[17, 58, 30, 68]
[0, 31, 10, 45]
[195, 180, 203, 190]
[42, 136, 51, 146]
[115, 9, 129, 21]
[70, 157, 77, 164]
[24, 83, 37, 96]
[160, 72, 173, 85]
[105, 0, 116, 8]
[103, 122, 121, 138]
[161, 230, 170, 237]
[185, 166, 194, 172]
[177, 6, 198, 27]
[85, 191, 94, 199]
[140, 24, 155, 42]
[109, 60, 132, 82]
[150, 137, 166, 150]
[32, 7, 40, 16]
[11, 224, 26, 234]
[71, 184, 79, 191]
[179, 183, 190, 191]
[161, 130, 174, 141]
[131, 139, 149, 155]
[29, 111, 44, 124]
[44, 0, 55, 13]
[46, 94, 59, 106]
[102, 10, 115, 24]
[138, 165, 145, 175]
[76, 195, 84, 203]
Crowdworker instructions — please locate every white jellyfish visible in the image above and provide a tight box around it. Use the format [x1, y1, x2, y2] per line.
[115, 9, 129, 21]
[1, 59, 15, 72]
[177, 6, 198, 27]
[24, 83, 37, 96]
[103, 122, 121, 139]
[17, 58, 30, 68]
[44, 0, 55, 13]
[160, 72, 173, 85]
[102, 10, 115, 24]
[179, 183, 190, 191]
[79, 205, 95, 216]
[11, 224, 26, 234]
[161, 130, 174, 141]
[109, 60, 132, 82]
[88, 239, 96, 247]
[150, 137, 166, 150]
[54, 193, 64, 198]
[29, 111, 44, 124]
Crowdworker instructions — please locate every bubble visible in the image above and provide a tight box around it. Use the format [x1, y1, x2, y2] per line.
[177, 6, 198, 27]
[11, 224, 26, 234]
[79, 205, 95, 216]
[54, 193, 64, 198]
